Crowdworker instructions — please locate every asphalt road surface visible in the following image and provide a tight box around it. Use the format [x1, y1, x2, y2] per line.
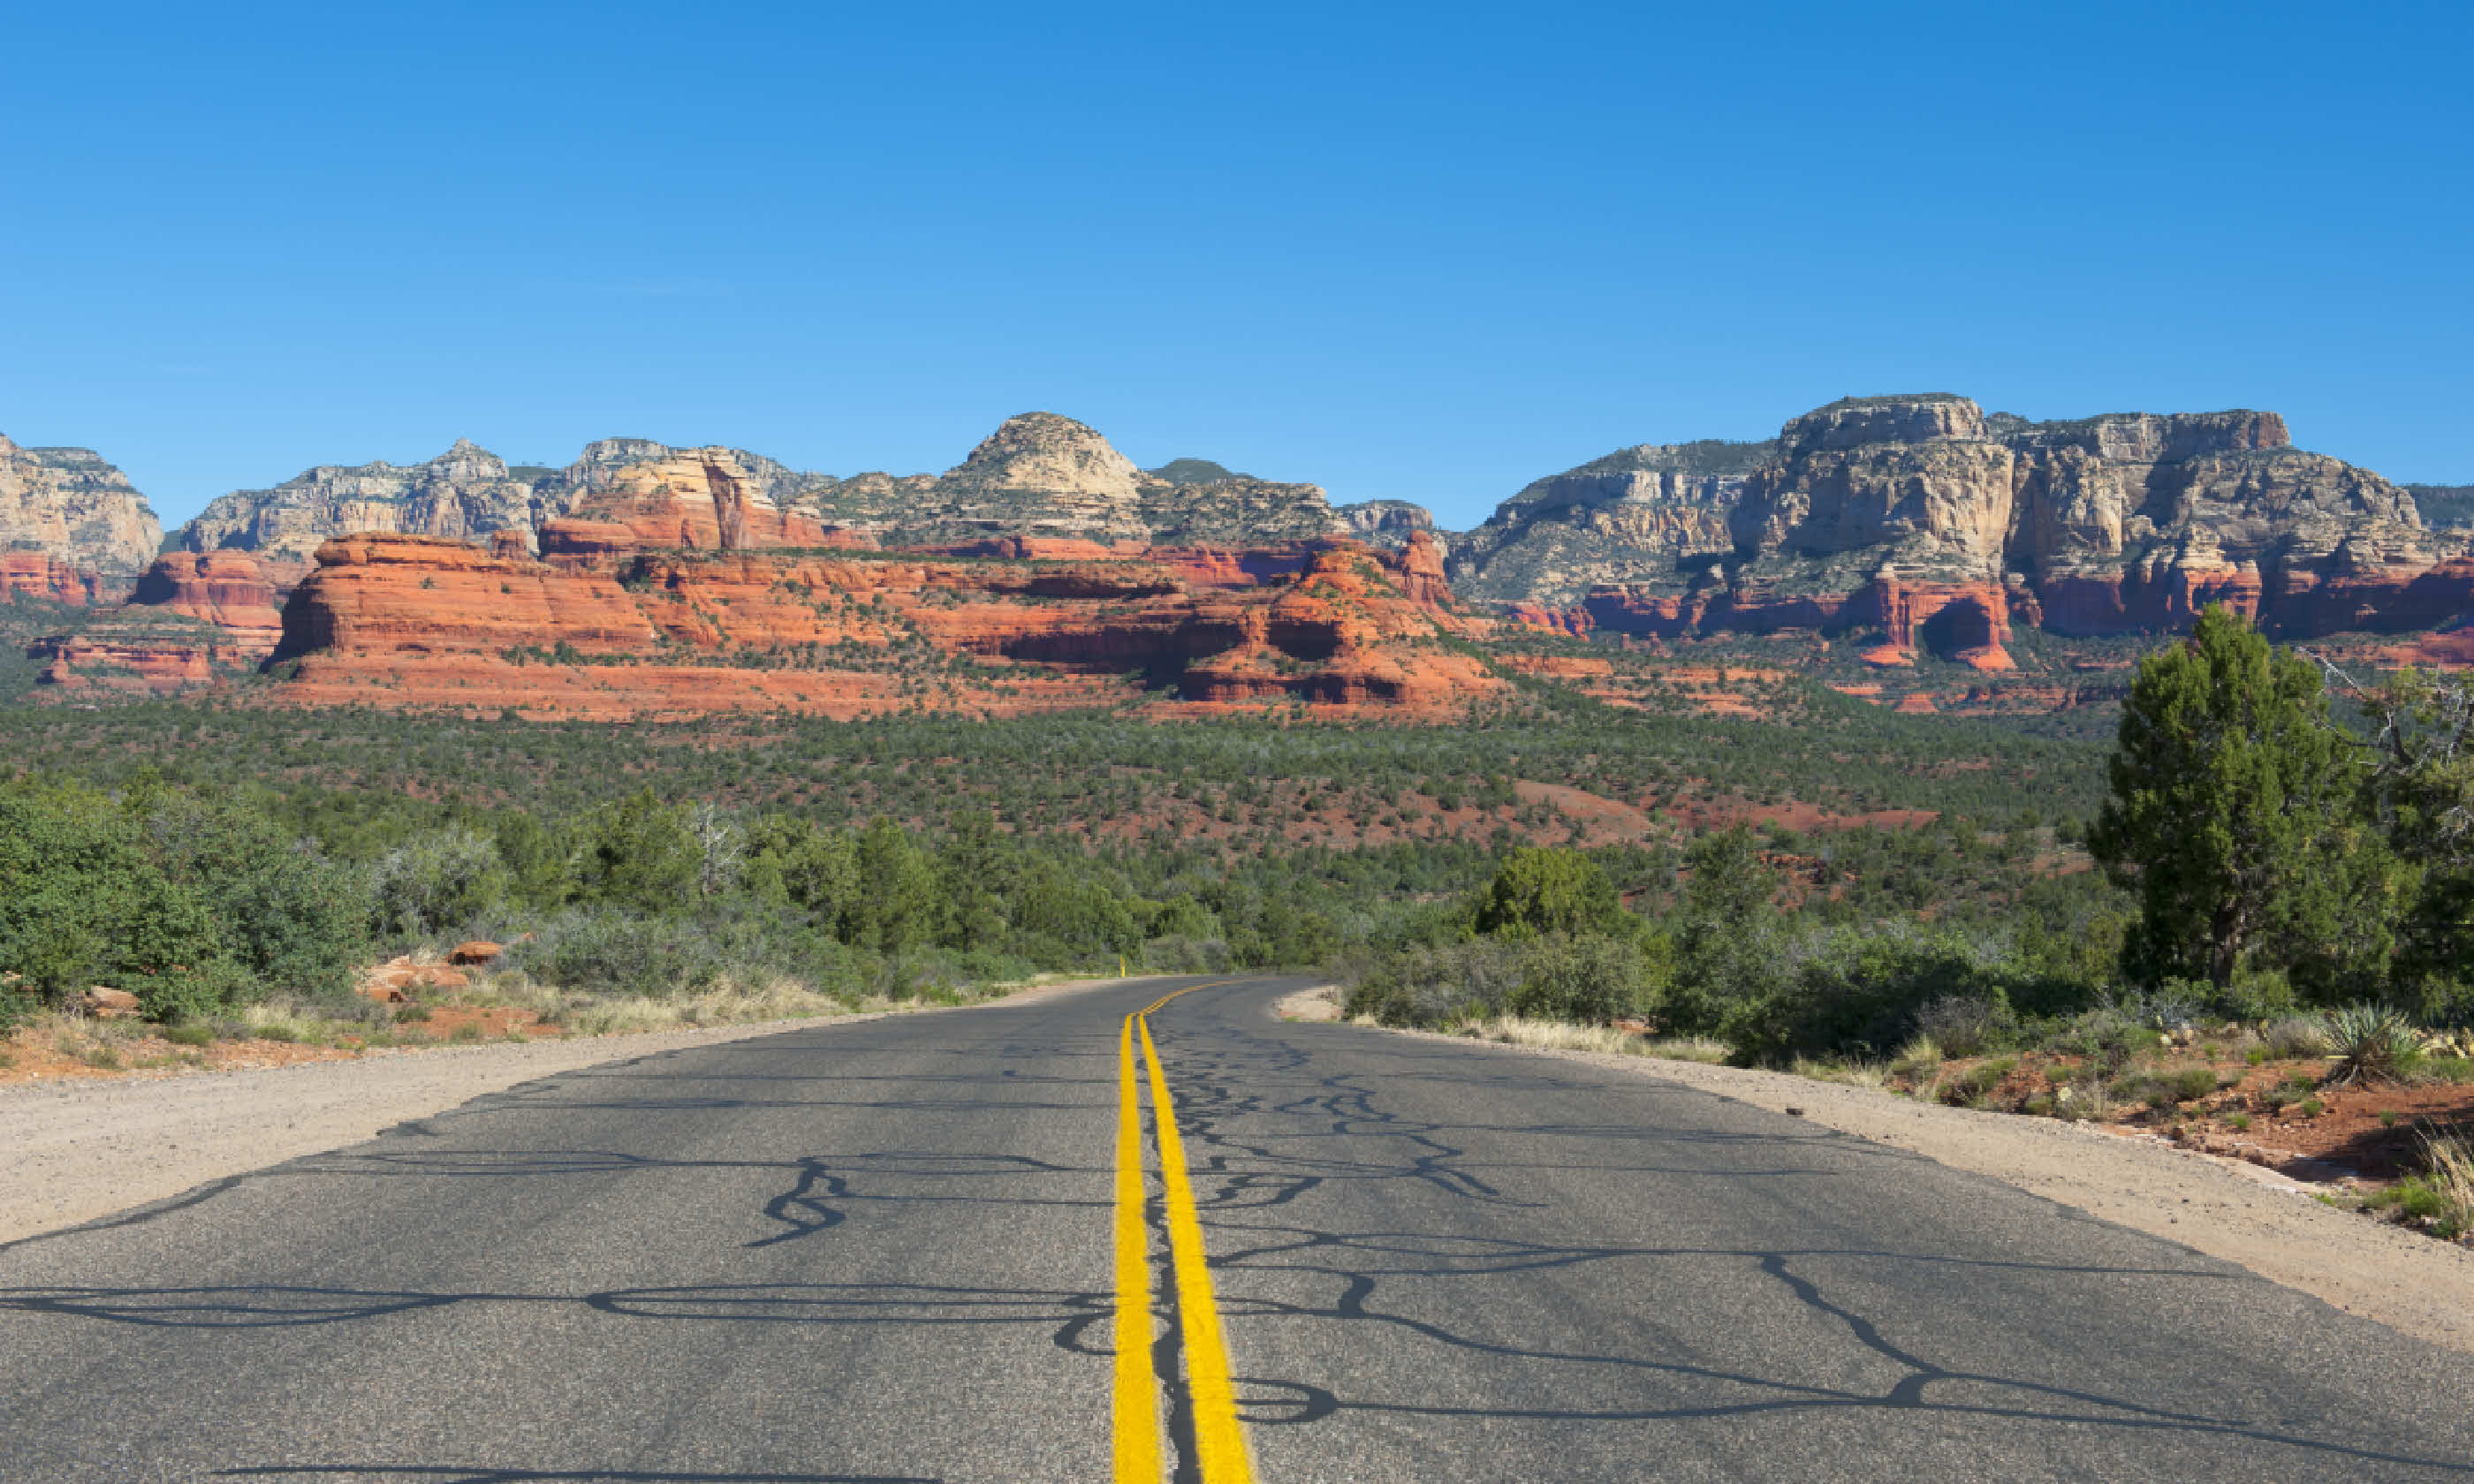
[4, 974, 2471, 1481]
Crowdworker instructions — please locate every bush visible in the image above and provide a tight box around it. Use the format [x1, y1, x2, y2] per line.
[0, 781, 328, 1019]
[369, 829, 510, 940]
[1346, 937, 1533, 1026]
[2258, 1015, 2332, 1060]
[574, 791, 702, 915]
[1474, 849, 1630, 940]
[511, 910, 727, 997]
[1913, 994, 2012, 1059]
[1503, 934, 1653, 1025]
[1719, 924, 2028, 1065]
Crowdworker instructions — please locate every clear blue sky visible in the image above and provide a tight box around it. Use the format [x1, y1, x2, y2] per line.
[4, 1, 2467, 531]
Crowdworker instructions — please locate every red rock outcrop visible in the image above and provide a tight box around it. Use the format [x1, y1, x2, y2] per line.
[0, 553, 102, 604]
[1385, 530, 1453, 609]
[262, 532, 1504, 720]
[29, 550, 287, 697]
[132, 552, 285, 634]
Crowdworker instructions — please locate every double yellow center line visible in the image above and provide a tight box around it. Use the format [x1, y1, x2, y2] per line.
[1114, 980, 1254, 1483]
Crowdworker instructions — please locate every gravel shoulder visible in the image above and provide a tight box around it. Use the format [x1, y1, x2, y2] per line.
[1332, 1006, 2474, 1357]
[0, 978, 1129, 1247]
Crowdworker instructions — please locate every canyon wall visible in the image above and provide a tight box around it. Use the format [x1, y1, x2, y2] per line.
[1456, 393, 2471, 662]
[0, 434, 162, 586]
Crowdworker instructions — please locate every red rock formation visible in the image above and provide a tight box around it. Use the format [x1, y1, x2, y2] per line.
[29, 550, 287, 698]
[910, 535, 1147, 562]
[1136, 545, 1319, 589]
[0, 553, 102, 604]
[1383, 529, 1453, 609]
[1503, 602, 1593, 636]
[550, 449, 846, 554]
[1874, 575, 2014, 670]
[132, 551, 284, 635]
[263, 533, 1505, 720]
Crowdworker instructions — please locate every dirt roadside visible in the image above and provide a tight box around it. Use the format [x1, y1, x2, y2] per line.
[0, 976, 1134, 1247]
[1274, 989, 2474, 1357]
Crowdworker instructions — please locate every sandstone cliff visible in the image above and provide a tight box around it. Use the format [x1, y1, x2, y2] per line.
[179, 441, 546, 564]
[260, 529, 1499, 721]
[540, 448, 864, 556]
[1454, 393, 2467, 662]
[30, 550, 283, 696]
[0, 434, 163, 581]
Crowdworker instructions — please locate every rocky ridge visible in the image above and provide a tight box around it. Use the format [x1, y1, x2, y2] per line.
[1453, 393, 2470, 667]
[180, 441, 549, 565]
[0, 434, 162, 585]
[164, 413, 1403, 563]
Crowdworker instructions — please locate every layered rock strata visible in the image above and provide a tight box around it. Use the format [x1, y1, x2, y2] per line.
[1462, 394, 2470, 661]
[181, 440, 547, 564]
[260, 530, 1498, 720]
[0, 434, 163, 581]
[32, 551, 284, 695]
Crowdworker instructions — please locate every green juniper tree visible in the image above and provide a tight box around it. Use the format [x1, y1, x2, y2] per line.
[2090, 606, 2386, 991]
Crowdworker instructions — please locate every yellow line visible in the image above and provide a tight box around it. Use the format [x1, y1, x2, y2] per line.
[1139, 1011, 1256, 1484]
[1113, 1013, 1160, 1482]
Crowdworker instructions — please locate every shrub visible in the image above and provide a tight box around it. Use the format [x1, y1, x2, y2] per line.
[2259, 1015, 2333, 1060]
[1345, 937, 1534, 1026]
[1719, 924, 2022, 1065]
[574, 791, 702, 915]
[369, 829, 509, 940]
[1913, 994, 2011, 1059]
[1474, 848, 1630, 940]
[512, 910, 727, 997]
[1504, 934, 1651, 1025]
[1939, 1056, 2016, 1107]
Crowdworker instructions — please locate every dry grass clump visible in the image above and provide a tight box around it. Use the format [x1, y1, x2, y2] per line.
[557, 973, 853, 1036]
[236, 1004, 334, 1045]
[2420, 1131, 2474, 1239]
[1790, 1056, 1889, 1089]
[1452, 1016, 1729, 1063]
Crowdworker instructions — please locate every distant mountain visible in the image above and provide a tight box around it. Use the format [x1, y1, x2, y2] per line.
[1450, 393, 2460, 660]
[157, 415, 1423, 560]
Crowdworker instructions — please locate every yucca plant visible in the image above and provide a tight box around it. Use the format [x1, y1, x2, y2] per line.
[2322, 1003, 2425, 1086]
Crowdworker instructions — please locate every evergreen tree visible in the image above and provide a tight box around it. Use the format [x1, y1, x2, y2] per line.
[1473, 847, 1629, 939]
[2090, 606, 2379, 988]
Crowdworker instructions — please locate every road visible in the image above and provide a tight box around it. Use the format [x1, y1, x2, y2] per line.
[2, 974, 2470, 1480]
